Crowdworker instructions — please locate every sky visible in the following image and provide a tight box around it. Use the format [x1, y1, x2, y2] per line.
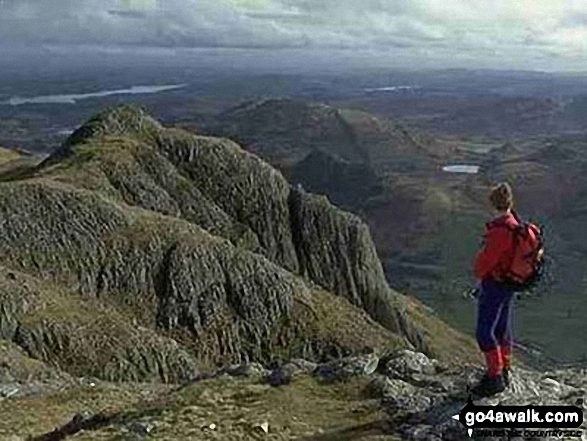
[0, 0, 586, 71]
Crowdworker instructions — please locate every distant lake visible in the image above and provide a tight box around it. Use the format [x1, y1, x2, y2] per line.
[2, 84, 187, 106]
[364, 85, 419, 93]
[442, 164, 480, 174]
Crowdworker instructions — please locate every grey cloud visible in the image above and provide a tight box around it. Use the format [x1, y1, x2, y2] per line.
[0, 0, 585, 69]
[561, 10, 587, 27]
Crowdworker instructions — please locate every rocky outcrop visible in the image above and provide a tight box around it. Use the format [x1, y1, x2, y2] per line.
[0, 105, 477, 383]
[288, 149, 383, 209]
[289, 188, 423, 350]
[370, 350, 587, 441]
[46, 105, 162, 164]
[268, 350, 587, 440]
[155, 128, 299, 271]
[0, 199, 401, 381]
[49, 107, 439, 348]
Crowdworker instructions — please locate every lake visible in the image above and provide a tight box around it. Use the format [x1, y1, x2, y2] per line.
[442, 164, 480, 174]
[3, 84, 187, 106]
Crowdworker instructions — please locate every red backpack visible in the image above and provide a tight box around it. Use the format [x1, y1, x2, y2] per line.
[502, 212, 544, 290]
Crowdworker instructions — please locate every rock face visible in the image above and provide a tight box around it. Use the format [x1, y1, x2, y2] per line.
[288, 149, 383, 209]
[0, 105, 477, 383]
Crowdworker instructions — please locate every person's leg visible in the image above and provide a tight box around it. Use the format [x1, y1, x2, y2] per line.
[472, 280, 508, 396]
[475, 280, 505, 379]
[495, 290, 514, 370]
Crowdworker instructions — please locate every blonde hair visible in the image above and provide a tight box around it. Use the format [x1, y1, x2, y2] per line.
[489, 182, 514, 211]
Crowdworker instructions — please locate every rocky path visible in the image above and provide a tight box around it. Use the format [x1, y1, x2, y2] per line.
[2, 350, 585, 440]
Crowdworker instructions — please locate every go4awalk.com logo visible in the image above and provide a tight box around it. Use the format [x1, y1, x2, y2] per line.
[452, 396, 584, 438]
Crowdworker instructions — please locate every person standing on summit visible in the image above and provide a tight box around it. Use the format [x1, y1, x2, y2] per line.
[471, 183, 520, 397]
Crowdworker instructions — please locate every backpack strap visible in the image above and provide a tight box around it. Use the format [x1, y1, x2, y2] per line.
[486, 216, 520, 233]
[511, 209, 522, 224]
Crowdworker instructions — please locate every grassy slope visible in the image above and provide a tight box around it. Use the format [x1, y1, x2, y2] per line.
[0, 375, 398, 441]
[0, 146, 20, 166]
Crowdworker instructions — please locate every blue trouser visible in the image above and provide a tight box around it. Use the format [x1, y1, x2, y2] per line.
[476, 279, 515, 352]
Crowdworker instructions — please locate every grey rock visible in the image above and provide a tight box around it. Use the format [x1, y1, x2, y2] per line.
[286, 359, 318, 373]
[381, 350, 438, 380]
[267, 367, 291, 387]
[221, 363, 269, 378]
[383, 394, 433, 417]
[0, 383, 19, 399]
[366, 375, 417, 399]
[398, 424, 442, 441]
[369, 362, 587, 440]
[267, 359, 319, 387]
[315, 354, 379, 383]
[127, 421, 157, 436]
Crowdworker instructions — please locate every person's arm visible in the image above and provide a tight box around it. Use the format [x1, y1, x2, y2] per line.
[474, 227, 511, 281]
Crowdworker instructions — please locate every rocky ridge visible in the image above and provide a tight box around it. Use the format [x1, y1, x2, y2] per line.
[0, 105, 477, 386]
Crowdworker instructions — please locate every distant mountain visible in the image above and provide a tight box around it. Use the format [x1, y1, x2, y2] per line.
[205, 98, 371, 166]
[196, 98, 587, 362]
[201, 98, 467, 261]
[203, 98, 434, 172]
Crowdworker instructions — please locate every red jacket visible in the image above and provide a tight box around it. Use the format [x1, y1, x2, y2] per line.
[474, 212, 519, 282]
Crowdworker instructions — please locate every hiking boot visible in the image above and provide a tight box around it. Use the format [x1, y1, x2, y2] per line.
[470, 374, 506, 398]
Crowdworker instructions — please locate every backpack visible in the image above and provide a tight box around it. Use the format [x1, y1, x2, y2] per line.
[501, 211, 545, 291]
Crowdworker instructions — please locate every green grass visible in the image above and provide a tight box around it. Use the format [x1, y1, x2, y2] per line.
[0, 374, 398, 441]
[0, 147, 20, 166]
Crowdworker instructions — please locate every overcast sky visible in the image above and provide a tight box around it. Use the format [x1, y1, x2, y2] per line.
[1, 0, 586, 71]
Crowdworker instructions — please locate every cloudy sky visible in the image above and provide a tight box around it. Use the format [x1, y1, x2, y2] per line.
[1, 0, 586, 70]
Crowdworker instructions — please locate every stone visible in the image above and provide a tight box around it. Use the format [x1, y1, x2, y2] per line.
[267, 359, 318, 387]
[0, 384, 19, 399]
[255, 422, 269, 434]
[285, 359, 318, 374]
[315, 354, 379, 383]
[221, 363, 269, 379]
[380, 350, 437, 380]
[128, 421, 157, 435]
[366, 375, 417, 399]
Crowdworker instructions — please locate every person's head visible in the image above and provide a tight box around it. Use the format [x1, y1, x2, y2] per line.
[489, 182, 514, 213]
